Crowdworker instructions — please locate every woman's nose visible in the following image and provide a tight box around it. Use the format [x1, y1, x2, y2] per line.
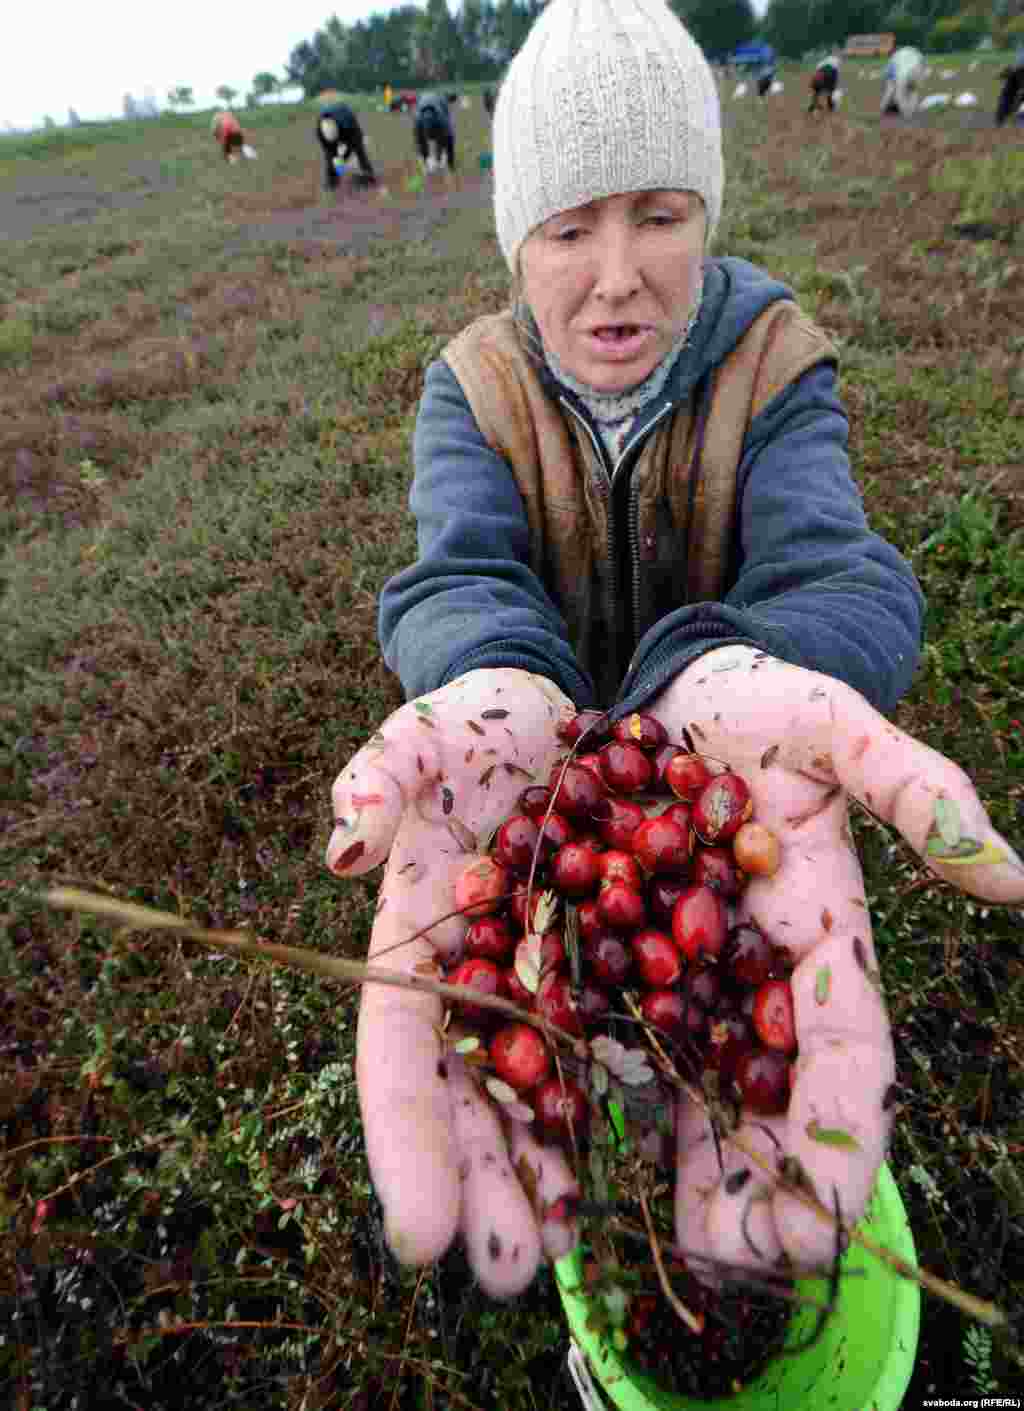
[592, 231, 642, 301]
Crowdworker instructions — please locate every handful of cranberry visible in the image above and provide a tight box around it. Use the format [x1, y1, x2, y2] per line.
[448, 709, 796, 1139]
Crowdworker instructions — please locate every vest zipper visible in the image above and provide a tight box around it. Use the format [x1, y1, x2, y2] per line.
[559, 397, 675, 669]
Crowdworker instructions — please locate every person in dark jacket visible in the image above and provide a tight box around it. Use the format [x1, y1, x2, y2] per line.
[807, 54, 840, 112]
[413, 91, 455, 170]
[482, 86, 496, 117]
[316, 104, 376, 190]
[995, 47, 1024, 126]
[325, 0, 1023, 1307]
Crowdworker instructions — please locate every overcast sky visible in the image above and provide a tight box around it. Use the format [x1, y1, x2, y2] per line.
[4, 2, 414, 130]
[5, 0, 771, 131]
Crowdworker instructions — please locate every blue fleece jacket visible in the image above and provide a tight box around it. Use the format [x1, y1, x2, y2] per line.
[379, 257, 924, 719]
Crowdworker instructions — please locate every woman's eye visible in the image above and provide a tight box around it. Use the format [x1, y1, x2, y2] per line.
[553, 226, 585, 243]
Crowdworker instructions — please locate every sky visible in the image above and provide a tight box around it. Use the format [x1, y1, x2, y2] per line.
[5, 0, 771, 132]
[3, 2, 414, 130]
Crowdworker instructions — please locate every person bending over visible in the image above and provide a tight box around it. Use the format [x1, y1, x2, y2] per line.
[316, 103, 376, 190]
[414, 91, 456, 171]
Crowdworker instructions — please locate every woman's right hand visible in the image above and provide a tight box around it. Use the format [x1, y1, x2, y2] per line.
[326, 668, 582, 1297]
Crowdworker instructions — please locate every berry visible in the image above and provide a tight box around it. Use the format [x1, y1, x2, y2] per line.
[549, 761, 606, 819]
[722, 923, 774, 987]
[490, 1022, 551, 1091]
[534, 1075, 589, 1137]
[493, 813, 541, 873]
[584, 932, 633, 987]
[535, 972, 583, 1035]
[454, 855, 509, 918]
[611, 712, 668, 753]
[599, 740, 654, 794]
[692, 845, 743, 898]
[692, 772, 752, 844]
[631, 928, 681, 987]
[671, 884, 728, 962]
[591, 796, 646, 849]
[597, 881, 646, 932]
[664, 752, 713, 803]
[751, 979, 797, 1053]
[448, 957, 502, 1021]
[734, 1047, 791, 1114]
[465, 915, 515, 963]
[551, 841, 600, 897]
[631, 815, 691, 876]
[732, 821, 782, 877]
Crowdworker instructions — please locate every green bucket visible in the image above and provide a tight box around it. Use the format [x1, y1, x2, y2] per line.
[479, 151, 494, 171]
[556, 1163, 920, 1411]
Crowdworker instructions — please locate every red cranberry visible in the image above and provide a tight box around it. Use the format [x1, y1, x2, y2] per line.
[464, 915, 515, 963]
[518, 785, 555, 821]
[597, 882, 646, 932]
[535, 972, 583, 1036]
[537, 811, 576, 856]
[549, 761, 607, 819]
[631, 815, 691, 876]
[551, 841, 600, 897]
[685, 964, 721, 1012]
[722, 923, 774, 987]
[598, 740, 654, 794]
[534, 1075, 589, 1137]
[671, 884, 728, 962]
[734, 1047, 791, 1115]
[693, 845, 744, 898]
[490, 1022, 551, 1091]
[493, 813, 541, 873]
[639, 989, 705, 1039]
[664, 753, 713, 803]
[591, 796, 645, 850]
[651, 744, 684, 789]
[447, 957, 502, 1022]
[751, 979, 797, 1054]
[611, 712, 668, 753]
[692, 772, 753, 844]
[577, 896, 604, 940]
[500, 965, 533, 1008]
[584, 932, 632, 987]
[597, 849, 644, 890]
[556, 708, 611, 747]
[631, 929, 682, 988]
[732, 820, 781, 877]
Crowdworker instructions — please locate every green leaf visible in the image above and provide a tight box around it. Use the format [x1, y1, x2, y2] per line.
[607, 1100, 626, 1145]
[814, 966, 831, 1006]
[805, 1120, 860, 1151]
[925, 836, 1008, 866]
[932, 797, 962, 849]
[453, 1035, 480, 1055]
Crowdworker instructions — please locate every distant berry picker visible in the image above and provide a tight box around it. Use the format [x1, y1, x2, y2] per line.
[211, 111, 256, 162]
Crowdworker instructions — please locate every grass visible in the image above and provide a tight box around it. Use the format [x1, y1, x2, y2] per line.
[1, 59, 1023, 1410]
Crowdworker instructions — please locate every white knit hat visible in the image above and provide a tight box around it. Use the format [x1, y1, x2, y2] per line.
[493, 0, 723, 270]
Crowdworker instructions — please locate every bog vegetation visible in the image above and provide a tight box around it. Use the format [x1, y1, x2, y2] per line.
[1, 62, 1023, 1410]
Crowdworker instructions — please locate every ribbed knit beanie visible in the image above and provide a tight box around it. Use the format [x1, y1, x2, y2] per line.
[493, 0, 723, 271]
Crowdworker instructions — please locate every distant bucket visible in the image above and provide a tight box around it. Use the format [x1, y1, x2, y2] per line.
[479, 150, 493, 171]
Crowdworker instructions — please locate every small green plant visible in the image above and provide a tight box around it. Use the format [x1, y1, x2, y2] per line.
[78, 456, 107, 488]
[962, 1322, 998, 1396]
[0, 315, 34, 366]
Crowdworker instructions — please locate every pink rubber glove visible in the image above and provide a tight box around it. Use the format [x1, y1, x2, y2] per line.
[326, 668, 581, 1297]
[647, 646, 1024, 1276]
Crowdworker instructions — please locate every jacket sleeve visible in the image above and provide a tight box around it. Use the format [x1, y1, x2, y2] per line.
[378, 360, 598, 706]
[615, 360, 925, 717]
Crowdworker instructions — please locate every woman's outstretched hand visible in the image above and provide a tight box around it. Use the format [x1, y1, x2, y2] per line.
[647, 645, 1023, 1276]
[326, 668, 581, 1297]
[326, 652, 1023, 1297]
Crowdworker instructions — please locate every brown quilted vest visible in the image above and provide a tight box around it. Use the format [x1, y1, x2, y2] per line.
[442, 303, 836, 704]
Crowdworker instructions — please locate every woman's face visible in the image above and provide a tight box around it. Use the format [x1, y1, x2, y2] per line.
[519, 189, 707, 393]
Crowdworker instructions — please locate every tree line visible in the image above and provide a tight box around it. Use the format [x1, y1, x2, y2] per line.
[284, 1, 1023, 96]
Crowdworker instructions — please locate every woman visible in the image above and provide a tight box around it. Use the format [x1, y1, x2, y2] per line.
[326, 0, 1024, 1300]
[211, 110, 246, 162]
[881, 46, 925, 117]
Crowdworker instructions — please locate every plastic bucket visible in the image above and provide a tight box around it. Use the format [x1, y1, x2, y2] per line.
[556, 1163, 920, 1411]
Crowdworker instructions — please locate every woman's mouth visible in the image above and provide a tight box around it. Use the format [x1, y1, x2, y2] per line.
[586, 324, 654, 360]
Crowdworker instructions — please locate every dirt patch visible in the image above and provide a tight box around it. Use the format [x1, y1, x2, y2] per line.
[230, 166, 494, 255]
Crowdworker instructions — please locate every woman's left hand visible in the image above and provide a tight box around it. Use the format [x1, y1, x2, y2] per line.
[646, 646, 1023, 1275]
